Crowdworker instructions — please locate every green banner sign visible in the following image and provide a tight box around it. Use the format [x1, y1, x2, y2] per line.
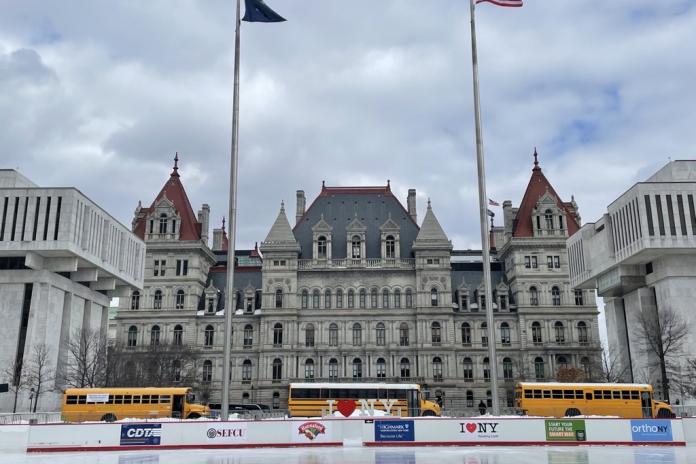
[545, 419, 586, 442]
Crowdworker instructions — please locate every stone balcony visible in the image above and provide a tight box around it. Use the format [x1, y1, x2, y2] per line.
[298, 258, 415, 271]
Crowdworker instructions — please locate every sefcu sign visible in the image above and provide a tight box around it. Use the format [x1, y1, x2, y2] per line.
[120, 424, 162, 446]
[206, 426, 247, 440]
[630, 420, 673, 442]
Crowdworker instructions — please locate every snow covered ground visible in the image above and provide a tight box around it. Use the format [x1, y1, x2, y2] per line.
[0, 446, 694, 464]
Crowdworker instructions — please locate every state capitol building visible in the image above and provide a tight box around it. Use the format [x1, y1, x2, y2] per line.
[115, 152, 601, 414]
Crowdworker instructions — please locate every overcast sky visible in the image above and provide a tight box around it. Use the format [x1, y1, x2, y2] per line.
[2, 0, 695, 251]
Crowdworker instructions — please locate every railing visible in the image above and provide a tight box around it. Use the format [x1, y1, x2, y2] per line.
[298, 258, 415, 270]
[0, 412, 62, 424]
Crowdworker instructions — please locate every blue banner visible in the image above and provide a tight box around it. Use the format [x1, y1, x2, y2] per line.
[630, 420, 673, 442]
[120, 424, 162, 446]
[374, 420, 415, 442]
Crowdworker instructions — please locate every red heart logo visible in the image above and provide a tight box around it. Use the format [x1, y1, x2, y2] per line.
[337, 400, 356, 417]
[466, 423, 477, 433]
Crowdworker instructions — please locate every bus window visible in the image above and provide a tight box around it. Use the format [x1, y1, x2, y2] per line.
[141, 395, 151, 404]
[593, 390, 602, 399]
[115, 395, 123, 404]
[151, 395, 160, 403]
[123, 395, 132, 404]
[612, 391, 621, 399]
[630, 391, 639, 400]
[524, 390, 533, 399]
[543, 390, 551, 399]
[585, 393, 592, 400]
[66, 395, 78, 404]
[575, 390, 583, 400]
[603, 390, 611, 399]
[563, 390, 574, 399]
[621, 391, 630, 400]
[641, 392, 651, 418]
[78, 396, 87, 404]
[132, 395, 141, 404]
[160, 395, 171, 403]
[533, 390, 542, 399]
[552, 390, 562, 399]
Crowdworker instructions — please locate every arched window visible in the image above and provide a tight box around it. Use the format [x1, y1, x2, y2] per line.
[127, 326, 138, 347]
[394, 289, 401, 308]
[581, 356, 591, 380]
[312, 290, 320, 309]
[324, 289, 332, 309]
[530, 286, 539, 306]
[545, 209, 554, 230]
[352, 358, 363, 378]
[352, 323, 362, 346]
[400, 358, 410, 378]
[273, 323, 283, 346]
[275, 289, 283, 308]
[172, 360, 181, 382]
[272, 358, 282, 381]
[481, 322, 488, 347]
[431, 288, 439, 307]
[399, 323, 409, 346]
[370, 288, 378, 308]
[242, 392, 249, 403]
[385, 235, 396, 259]
[552, 286, 561, 306]
[131, 291, 140, 310]
[150, 325, 160, 345]
[534, 357, 545, 380]
[305, 324, 315, 347]
[204, 325, 214, 346]
[348, 289, 355, 308]
[272, 391, 280, 409]
[405, 288, 413, 308]
[431, 321, 442, 344]
[500, 322, 511, 346]
[554, 321, 566, 344]
[483, 357, 490, 381]
[202, 360, 212, 383]
[242, 359, 252, 381]
[175, 289, 185, 309]
[463, 357, 473, 380]
[461, 323, 472, 346]
[329, 323, 339, 346]
[317, 235, 327, 259]
[359, 289, 367, 309]
[328, 358, 339, 380]
[382, 290, 389, 308]
[466, 390, 474, 408]
[159, 213, 168, 234]
[153, 290, 163, 310]
[376, 358, 386, 378]
[557, 356, 568, 370]
[433, 357, 443, 381]
[243, 324, 253, 347]
[301, 290, 309, 309]
[336, 289, 344, 308]
[503, 357, 513, 380]
[578, 321, 589, 345]
[173, 324, 183, 345]
[376, 322, 386, 346]
[304, 359, 315, 379]
[351, 235, 361, 259]
[532, 321, 543, 345]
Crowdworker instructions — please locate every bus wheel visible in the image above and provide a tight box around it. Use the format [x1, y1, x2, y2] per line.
[421, 410, 437, 417]
[565, 408, 581, 417]
[101, 414, 117, 422]
[187, 413, 201, 419]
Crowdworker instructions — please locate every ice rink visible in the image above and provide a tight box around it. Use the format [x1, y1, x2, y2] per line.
[1, 446, 695, 464]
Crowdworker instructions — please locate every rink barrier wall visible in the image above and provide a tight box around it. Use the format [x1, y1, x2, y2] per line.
[19, 417, 686, 452]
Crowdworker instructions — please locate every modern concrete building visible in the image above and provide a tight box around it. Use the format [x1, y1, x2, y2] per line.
[0, 170, 145, 412]
[568, 160, 696, 401]
[115, 153, 601, 413]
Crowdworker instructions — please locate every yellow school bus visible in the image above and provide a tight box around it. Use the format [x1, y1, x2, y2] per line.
[61, 387, 210, 422]
[288, 382, 441, 417]
[515, 382, 674, 418]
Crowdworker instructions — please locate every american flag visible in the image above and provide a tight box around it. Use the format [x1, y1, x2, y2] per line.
[476, 0, 523, 7]
[488, 198, 500, 207]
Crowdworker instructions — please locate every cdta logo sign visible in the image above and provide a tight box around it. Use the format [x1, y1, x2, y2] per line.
[119, 424, 162, 446]
[630, 420, 673, 442]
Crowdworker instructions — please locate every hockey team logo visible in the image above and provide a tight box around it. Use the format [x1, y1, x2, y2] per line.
[298, 421, 326, 440]
[120, 424, 162, 446]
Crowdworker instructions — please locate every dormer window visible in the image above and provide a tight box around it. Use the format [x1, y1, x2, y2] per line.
[385, 235, 395, 258]
[544, 209, 554, 230]
[351, 235, 361, 259]
[159, 214, 168, 234]
[317, 236, 327, 259]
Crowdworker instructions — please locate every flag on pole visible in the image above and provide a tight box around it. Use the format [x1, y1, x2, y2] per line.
[488, 198, 500, 207]
[475, 0, 523, 7]
[243, 0, 286, 22]
[487, 209, 495, 217]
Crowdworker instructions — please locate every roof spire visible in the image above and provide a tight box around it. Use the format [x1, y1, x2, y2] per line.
[172, 152, 180, 177]
[222, 216, 226, 230]
[280, 201, 285, 213]
[427, 198, 432, 209]
[533, 147, 540, 171]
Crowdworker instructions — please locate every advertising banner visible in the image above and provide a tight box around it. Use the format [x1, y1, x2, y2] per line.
[545, 420, 586, 442]
[120, 424, 162, 446]
[292, 420, 334, 443]
[374, 420, 415, 442]
[630, 420, 673, 442]
[203, 424, 248, 443]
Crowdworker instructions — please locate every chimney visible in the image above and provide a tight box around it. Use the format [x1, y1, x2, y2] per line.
[407, 189, 417, 223]
[296, 190, 306, 225]
[198, 204, 210, 245]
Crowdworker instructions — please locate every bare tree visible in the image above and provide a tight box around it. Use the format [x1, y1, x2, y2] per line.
[106, 342, 200, 389]
[25, 343, 55, 412]
[633, 308, 689, 402]
[59, 329, 108, 388]
[556, 367, 586, 382]
[596, 345, 630, 383]
[2, 359, 27, 413]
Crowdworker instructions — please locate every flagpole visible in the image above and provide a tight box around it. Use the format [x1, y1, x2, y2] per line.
[469, 0, 500, 415]
[221, 0, 241, 422]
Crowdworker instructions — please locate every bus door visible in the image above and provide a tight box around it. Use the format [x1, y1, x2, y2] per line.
[641, 392, 652, 418]
[173, 395, 185, 418]
[409, 390, 421, 417]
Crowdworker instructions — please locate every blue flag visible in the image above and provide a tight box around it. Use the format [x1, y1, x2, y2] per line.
[243, 0, 286, 23]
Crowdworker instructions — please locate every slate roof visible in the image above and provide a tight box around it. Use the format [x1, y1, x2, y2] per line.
[292, 183, 420, 259]
[202, 249, 262, 311]
[413, 200, 451, 249]
[513, 150, 580, 238]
